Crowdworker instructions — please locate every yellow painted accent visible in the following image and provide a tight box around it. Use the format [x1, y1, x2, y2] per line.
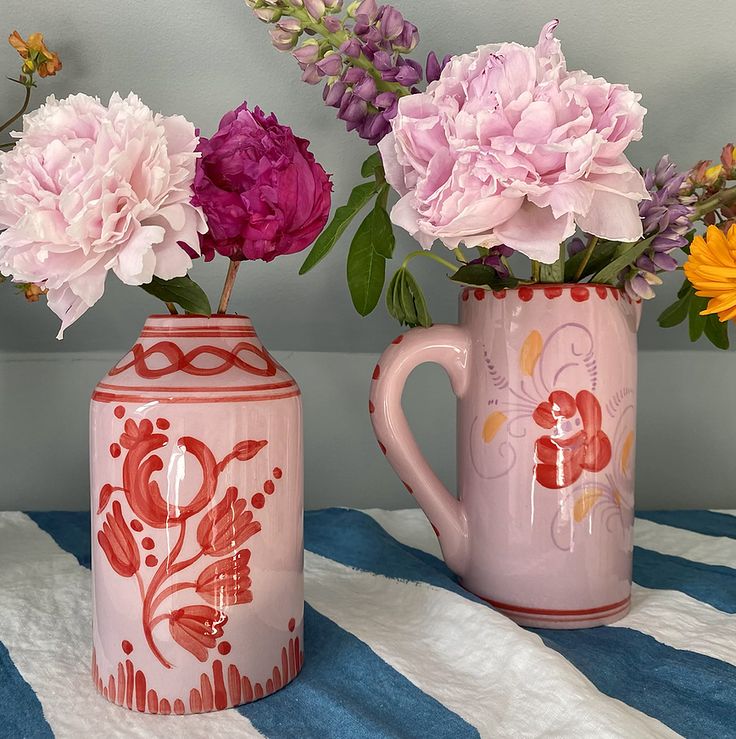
[520, 330, 543, 376]
[573, 488, 603, 523]
[482, 411, 507, 443]
[621, 431, 635, 472]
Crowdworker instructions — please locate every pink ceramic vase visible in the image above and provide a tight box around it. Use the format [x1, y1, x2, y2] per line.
[370, 285, 641, 628]
[89, 315, 304, 713]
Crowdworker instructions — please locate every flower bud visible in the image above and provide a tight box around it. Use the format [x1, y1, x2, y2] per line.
[324, 0, 343, 9]
[22, 59, 35, 74]
[378, 6, 404, 40]
[292, 39, 320, 65]
[301, 63, 322, 84]
[322, 15, 342, 32]
[339, 37, 361, 58]
[304, 0, 325, 20]
[353, 75, 377, 101]
[270, 26, 298, 50]
[254, 6, 282, 21]
[316, 51, 342, 76]
[277, 16, 302, 32]
[394, 59, 421, 86]
[721, 143, 735, 174]
[23, 282, 46, 302]
[323, 79, 347, 107]
[372, 50, 393, 71]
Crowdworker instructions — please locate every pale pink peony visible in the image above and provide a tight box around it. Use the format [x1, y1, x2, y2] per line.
[0, 92, 206, 337]
[378, 21, 649, 263]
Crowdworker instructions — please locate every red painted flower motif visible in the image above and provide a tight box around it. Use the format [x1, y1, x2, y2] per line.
[98, 500, 140, 577]
[196, 549, 253, 607]
[168, 605, 228, 662]
[532, 390, 612, 489]
[197, 487, 261, 557]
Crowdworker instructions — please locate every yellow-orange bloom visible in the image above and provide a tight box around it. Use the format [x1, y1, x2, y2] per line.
[8, 31, 62, 77]
[684, 225, 736, 322]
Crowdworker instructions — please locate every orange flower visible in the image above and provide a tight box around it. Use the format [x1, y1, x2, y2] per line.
[8, 31, 62, 77]
[168, 605, 227, 662]
[684, 224, 736, 322]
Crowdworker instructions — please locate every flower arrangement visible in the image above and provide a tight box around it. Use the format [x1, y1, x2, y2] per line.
[245, 1, 736, 349]
[0, 84, 331, 336]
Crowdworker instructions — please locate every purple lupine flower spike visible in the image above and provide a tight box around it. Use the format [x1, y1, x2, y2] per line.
[620, 155, 696, 299]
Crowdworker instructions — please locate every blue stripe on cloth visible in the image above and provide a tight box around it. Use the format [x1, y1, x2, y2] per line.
[0, 640, 53, 738]
[637, 509, 736, 539]
[304, 508, 736, 739]
[239, 603, 478, 739]
[26, 511, 91, 568]
[27, 511, 477, 736]
[531, 627, 736, 739]
[633, 546, 736, 613]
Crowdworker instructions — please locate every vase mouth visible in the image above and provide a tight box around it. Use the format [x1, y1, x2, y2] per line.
[142, 314, 254, 332]
[466, 283, 626, 293]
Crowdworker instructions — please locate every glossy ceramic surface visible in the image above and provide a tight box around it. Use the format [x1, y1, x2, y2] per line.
[370, 285, 641, 628]
[90, 315, 304, 713]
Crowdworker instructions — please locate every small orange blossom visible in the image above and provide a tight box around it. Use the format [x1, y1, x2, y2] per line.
[8, 31, 61, 77]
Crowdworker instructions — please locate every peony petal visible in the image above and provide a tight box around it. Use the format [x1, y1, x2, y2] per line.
[494, 202, 574, 263]
[574, 190, 644, 242]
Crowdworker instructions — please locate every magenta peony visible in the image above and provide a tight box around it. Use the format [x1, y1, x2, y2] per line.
[378, 21, 649, 263]
[0, 92, 206, 337]
[192, 103, 332, 262]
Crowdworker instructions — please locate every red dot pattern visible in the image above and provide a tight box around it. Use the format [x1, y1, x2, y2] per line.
[264, 480, 275, 495]
[391, 334, 404, 344]
[473, 288, 485, 301]
[145, 555, 158, 567]
[130, 520, 143, 532]
[288, 618, 296, 632]
[251, 493, 265, 509]
[121, 640, 133, 655]
[372, 365, 381, 380]
[273, 467, 283, 479]
[109, 443, 121, 459]
[217, 641, 231, 656]
[571, 286, 590, 302]
[114, 406, 125, 419]
[156, 418, 170, 430]
[142, 537, 155, 551]
[368, 400, 375, 414]
[518, 287, 534, 302]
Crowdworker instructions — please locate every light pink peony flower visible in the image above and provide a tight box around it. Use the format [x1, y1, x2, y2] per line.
[0, 92, 206, 337]
[378, 21, 649, 263]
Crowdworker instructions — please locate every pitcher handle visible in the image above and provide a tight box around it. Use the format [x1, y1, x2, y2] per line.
[369, 325, 471, 577]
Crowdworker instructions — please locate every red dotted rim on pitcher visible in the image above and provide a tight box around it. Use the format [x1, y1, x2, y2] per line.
[461, 284, 638, 304]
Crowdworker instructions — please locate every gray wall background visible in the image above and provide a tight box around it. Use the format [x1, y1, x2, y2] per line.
[1, 0, 735, 510]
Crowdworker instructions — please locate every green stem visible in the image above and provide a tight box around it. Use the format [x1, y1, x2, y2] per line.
[693, 186, 736, 220]
[531, 260, 541, 282]
[401, 249, 457, 272]
[218, 260, 241, 314]
[573, 235, 599, 282]
[165, 302, 178, 315]
[0, 83, 32, 136]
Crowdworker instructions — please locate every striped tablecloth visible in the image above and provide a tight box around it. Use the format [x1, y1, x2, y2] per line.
[0, 508, 734, 738]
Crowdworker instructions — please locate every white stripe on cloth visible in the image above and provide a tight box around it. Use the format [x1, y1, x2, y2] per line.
[365, 509, 736, 668]
[0, 512, 263, 739]
[304, 549, 677, 739]
[634, 518, 736, 569]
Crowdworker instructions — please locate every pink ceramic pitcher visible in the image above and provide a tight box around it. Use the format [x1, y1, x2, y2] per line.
[90, 315, 303, 713]
[370, 285, 641, 628]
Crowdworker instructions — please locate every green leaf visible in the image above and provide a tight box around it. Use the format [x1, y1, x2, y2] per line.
[704, 314, 730, 350]
[564, 240, 619, 282]
[299, 180, 380, 274]
[540, 244, 565, 283]
[449, 263, 519, 290]
[657, 284, 694, 328]
[360, 151, 383, 178]
[346, 205, 390, 316]
[403, 268, 431, 327]
[386, 267, 432, 327]
[688, 294, 708, 342]
[590, 235, 656, 285]
[140, 275, 211, 315]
